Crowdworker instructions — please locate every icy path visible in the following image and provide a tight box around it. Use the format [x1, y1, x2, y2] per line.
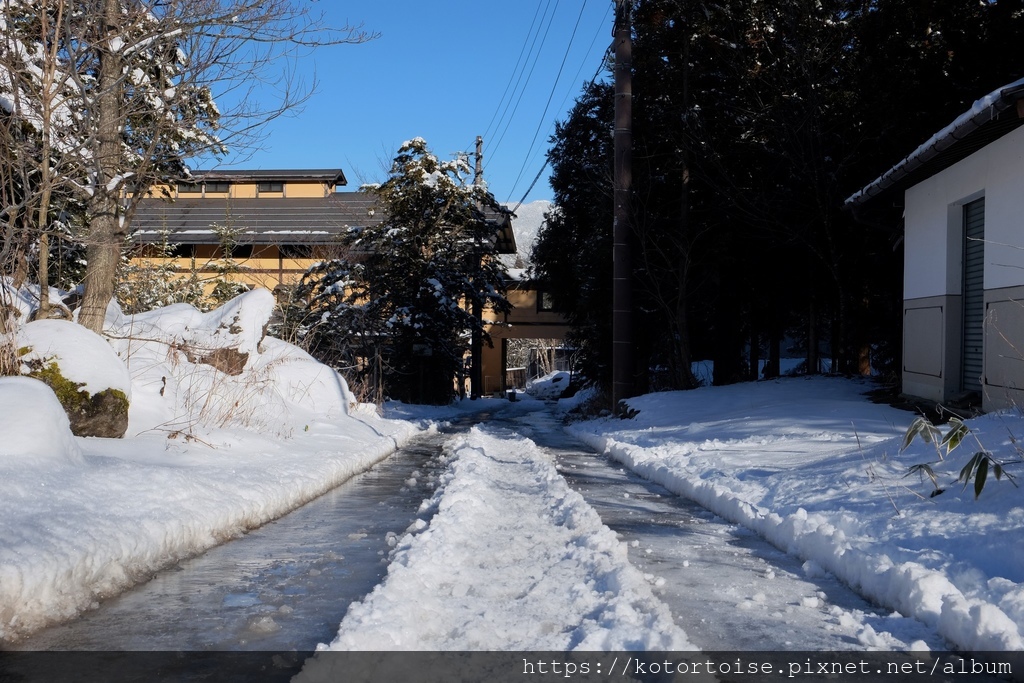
[315, 425, 691, 651]
[10, 432, 451, 651]
[516, 413, 947, 651]
[562, 455, 931, 649]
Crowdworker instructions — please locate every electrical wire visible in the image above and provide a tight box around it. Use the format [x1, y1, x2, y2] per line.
[482, 0, 548, 145]
[503, 3, 611, 208]
[507, 47, 610, 215]
[487, 0, 560, 165]
[505, 0, 589, 202]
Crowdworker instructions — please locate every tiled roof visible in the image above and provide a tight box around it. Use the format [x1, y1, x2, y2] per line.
[131, 193, 516, 253]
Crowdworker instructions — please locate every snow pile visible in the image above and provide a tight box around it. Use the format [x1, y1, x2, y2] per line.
[526, 370, 571, 400]
[0, 288, 419, 642]
[0, 277, 67, 322]
[569, 376, 1024, 653]
[317, 427, 692, 651]
[104, 289, 354, 437]
[0, 376, 82, 467]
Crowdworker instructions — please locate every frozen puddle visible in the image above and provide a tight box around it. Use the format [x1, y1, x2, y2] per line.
[512, 410, 948, 651]
[11, 432, 452, 651]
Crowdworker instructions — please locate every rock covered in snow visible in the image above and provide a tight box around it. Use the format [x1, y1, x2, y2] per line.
[0, 376, 83, 466]
[18, 319, 131, 438]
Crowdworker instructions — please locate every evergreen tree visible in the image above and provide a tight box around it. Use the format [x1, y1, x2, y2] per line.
[532, 81, 615, 391]
[532, 0, 1024, 401]
[299, 138, 511, 405]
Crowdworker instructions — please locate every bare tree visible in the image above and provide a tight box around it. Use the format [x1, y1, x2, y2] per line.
[0, 0, 375, 332]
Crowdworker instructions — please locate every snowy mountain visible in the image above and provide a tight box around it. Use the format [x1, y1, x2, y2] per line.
[504, 199, 552, 267]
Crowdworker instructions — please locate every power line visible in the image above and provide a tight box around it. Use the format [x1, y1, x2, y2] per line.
[482, 0, 548, 145]
[508, 47, 610, 214]
[488, 0, 560, 165]
[505, 0, 589, 202]
[504, 5, 611, 209]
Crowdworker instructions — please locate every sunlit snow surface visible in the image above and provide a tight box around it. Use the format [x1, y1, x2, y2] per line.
[0, 292, 418, 642]
[318, 426, 692, 651]
[4, 283, 1024, 660]
[568, 377, 1024, 653]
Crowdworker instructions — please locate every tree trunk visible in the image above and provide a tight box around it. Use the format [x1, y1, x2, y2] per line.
[766, 324, 781, 379]
[748, 313, 760, 381]
[78, 0, 125, 333]
[807, 297, 820, 375]
[35, 128, 54, 320]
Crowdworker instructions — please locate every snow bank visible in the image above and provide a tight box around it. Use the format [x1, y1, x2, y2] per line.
[569, 377, 1024, 653]
[0, 289, 420, 642]
[0, 277, 67, 322]
[0, 376, 82, 467]
[104, 290, 353, 437]
[316, 427, 692, 652]
[526, 370, 571, 400]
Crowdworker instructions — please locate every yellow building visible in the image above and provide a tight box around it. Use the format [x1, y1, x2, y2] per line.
[482, 275, 572, 396]
[135, 169, 371, 293]
[130, 168, 563, 395]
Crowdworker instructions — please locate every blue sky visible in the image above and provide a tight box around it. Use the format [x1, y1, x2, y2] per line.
[217, 1, 612, 205]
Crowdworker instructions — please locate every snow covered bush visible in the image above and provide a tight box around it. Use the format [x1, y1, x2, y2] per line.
[17, 319, 131, 438]
[0, 376, 83, 466]
[106, 288, 355, 438]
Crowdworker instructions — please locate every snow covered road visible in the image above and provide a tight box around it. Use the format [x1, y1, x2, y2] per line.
[9, 375, 1024, 672]
[549, 429, 945, 650]
[313, 405, 951, 653]
[315, 426, 692, 651]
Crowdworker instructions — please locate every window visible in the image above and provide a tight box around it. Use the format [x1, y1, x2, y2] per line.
[257, 181, 283, 193]
[176, 182, 201, 194]
[280, 244, 334, 260]
[205, 181, 230, 193]
[537, 290, 557, 312]
[227, 244, 253, 259]
[280, 244, 313, 259]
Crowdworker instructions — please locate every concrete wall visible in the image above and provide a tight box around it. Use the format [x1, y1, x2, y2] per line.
[902, 124, 1024, 411]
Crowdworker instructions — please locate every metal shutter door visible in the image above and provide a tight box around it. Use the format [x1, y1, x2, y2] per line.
[962, 197, 985, 393]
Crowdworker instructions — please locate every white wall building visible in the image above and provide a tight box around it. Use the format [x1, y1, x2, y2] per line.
[848, 78, 1024, 412]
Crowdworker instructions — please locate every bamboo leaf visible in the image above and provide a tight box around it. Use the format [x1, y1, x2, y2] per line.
[975, 456, 989, 499]
[920, 421, 939, 445]
[900, 418, 924, 452]
[959, 453, 981, 484]
[907, 463, 938, 488]
[902, 417, 940, 452]
[940, 419, 969, 457]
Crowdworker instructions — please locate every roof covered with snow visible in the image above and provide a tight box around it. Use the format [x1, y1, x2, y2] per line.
[846, 77, 1024, 209]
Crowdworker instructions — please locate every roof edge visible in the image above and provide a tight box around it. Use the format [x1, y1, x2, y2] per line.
[846, 77, 1024, 207]
[184, 168, 348, 187]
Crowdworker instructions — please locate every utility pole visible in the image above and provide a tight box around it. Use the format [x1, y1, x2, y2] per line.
[612, 0, 634, 411]
[470, 136, 485, 399]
